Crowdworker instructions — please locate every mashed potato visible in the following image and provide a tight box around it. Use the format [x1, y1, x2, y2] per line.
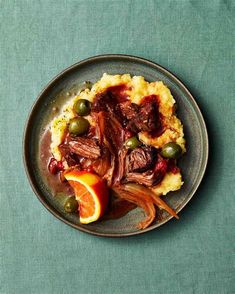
[50, 73, 185, 195]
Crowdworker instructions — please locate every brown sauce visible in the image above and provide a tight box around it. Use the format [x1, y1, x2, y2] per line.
[102, 198, 136, 220]
[39, 130, 73, 196]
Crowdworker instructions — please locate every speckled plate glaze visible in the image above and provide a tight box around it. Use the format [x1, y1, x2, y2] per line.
[23, 54, 208, 237]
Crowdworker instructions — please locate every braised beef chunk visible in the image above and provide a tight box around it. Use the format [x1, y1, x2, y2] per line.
[102, 113, 126, 185]
[103, 112, 125, 152]
[125, 120, 139, 133]
[112, 147, 128, 186]
[69, 137, 101, 159]
[92, 88, 125, 113]
[127, 146, 156, 173]
[95, 111, 105, 145]
[118, 101, 139, 120]
[92, 110, 126, 186]
[132, 100, 159, 132]
[92, 85, 129, 114]
[117, 97, 160, 133]
[92, 91, 115, 113]
[103, 155, 115, 187]
[126, 170, 158, 186]
[126, 155, 168, 186]
[92, 147, 111, 177]
[58, 143, 80, 167]
[93, 92, 160, 135]
[86, 126, 97, 139]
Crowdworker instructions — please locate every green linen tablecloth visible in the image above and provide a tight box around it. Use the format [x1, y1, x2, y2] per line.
[0, 1, 234, 293]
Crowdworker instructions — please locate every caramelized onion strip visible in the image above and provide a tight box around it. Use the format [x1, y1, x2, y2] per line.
[123, 183, 179, 219]
[113, 186, 156, 229]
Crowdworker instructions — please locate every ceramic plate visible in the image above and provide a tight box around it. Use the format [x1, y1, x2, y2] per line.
[23, 54, 208, 237]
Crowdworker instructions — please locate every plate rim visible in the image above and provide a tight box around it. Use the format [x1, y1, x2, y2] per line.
[23, 54, 209, 237]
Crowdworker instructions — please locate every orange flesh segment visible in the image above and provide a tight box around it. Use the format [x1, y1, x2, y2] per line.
[64, 171, 109, 224]
[69, 180, 96, 219]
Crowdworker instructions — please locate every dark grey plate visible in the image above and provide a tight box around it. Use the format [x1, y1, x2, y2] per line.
[23, 54, 208, 237]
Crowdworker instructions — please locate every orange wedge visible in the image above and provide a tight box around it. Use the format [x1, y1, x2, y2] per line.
[64, 170, 109, 224]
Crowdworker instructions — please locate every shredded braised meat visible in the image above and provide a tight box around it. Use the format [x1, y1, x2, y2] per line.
[126, 155, 168, 186]
[126, 170, 158, 187]
[127, 146, 156, 173]
[118, 101, 139, 120]
[50, 86, 180, 228]
[97, 110, 125, 186]
[92, 91, 115, 113]
[115, 96, 161, 134]
[92, 147, 111, 177]
[69, 137, 101, 159]
[136, 99, 160, 132]
[103, 111, 125, 152]
[92, 85, 128, 115]
[112, 147, 128, 186]
[59, 143, 80, 167]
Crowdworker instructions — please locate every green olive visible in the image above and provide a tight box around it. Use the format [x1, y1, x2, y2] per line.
[161, 142, 182, 159]
[125, 136, 141, 149]
[64, 196, 78, 213]
[68, 117, 90, 136]
[74, 99, 91, 116]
